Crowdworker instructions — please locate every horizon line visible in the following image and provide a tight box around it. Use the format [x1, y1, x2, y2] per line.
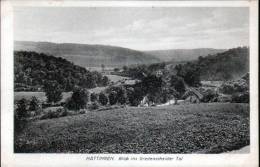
[14, 40, 249, 51]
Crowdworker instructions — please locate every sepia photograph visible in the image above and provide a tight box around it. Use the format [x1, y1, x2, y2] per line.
[12, 6, 251, 154]
[1, 1, 259, 167]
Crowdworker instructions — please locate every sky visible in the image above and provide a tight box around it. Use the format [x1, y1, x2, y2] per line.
[14, 7, 249, 50]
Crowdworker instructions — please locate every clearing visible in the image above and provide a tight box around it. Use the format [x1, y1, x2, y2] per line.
[14, 103, 249, 153]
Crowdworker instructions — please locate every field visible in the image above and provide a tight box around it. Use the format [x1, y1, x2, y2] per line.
[14, 92, 72, 103]
[105, 74, 130, 83]
[14, 103, 249, 153]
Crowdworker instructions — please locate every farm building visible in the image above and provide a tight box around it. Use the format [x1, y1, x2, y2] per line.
[138, 96, 149, 107]
[138, 96, 157, 107]
[182, 88, 204, 103]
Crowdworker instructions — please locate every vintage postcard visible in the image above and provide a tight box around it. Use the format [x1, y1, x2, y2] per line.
[1, 0, 259, 167]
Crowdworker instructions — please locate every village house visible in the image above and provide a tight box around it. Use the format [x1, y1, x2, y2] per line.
[182, 88, 204, 103]
[138, 96, 149, 107]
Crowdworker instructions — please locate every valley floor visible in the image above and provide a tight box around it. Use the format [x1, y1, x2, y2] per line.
[14, 103, 249, 153]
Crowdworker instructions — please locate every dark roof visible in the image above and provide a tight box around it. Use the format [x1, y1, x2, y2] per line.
[182, 87, 204, 100]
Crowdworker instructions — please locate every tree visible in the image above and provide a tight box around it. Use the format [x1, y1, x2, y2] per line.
[29, 96, 40, 111]
[90, 93, 98, 102]
[65, 88, 89, 110]
[44, 81, 63, 104]
[141, 74, 163, 95]
[99, 92, 108, 105]
[123, 66, 128, 72]
[108, 91, 117, 105]
[102, 76, 109, 86]
[114, 68, 120, 72]
[170, 75, 186, 96]
[175, 63, 201, 87]
[127, 86, 145, 106]
[117, 87, 128, 105]
[14, 98, 28, 134]
[15, 98, 28, 119]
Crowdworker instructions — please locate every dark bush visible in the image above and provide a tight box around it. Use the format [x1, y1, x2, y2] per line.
[88, 102, 99, 110]
[40, 107, 68, 120]
[170, 75, 186, 96]
[108, 91, 118, 105]
[90, 93, 98, 102]
[99, 92, 108, 106]
[29, 96, 39, 111]
[117, 88, 128, 105]
[231, 91, 249, 103]
[15, 98, 29, 119]
[127, 87, 144, 106]
[14, 98, 29, 133]
[202, 89, 218, 102]
[65, 88, 89, 110]
[44, 81, 63, 104]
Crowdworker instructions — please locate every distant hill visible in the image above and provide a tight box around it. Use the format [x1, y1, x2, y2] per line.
[14, 51, 109, 92]
[15, 41, 160, 68]
[123, 47, 249, 84]
[175, 47, 249, 81]
[199, 47, 249, 80]
[146, 48, 226, 62]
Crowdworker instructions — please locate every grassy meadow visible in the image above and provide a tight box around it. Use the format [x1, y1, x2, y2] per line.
[14, 103, 249, 153]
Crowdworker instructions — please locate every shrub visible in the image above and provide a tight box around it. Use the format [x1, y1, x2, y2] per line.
[99, 92, 108, 106]
[58, 107, 68, 117]
[29, 96, 42, 113]
[202, 89, 218, 102]
[88, 102, 99, 110]
[40, 107, 67, 120]
[231, 91, 249, 103]
[78, 109, 87, 114]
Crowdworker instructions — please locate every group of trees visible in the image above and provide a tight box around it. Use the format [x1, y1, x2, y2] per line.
[14, 51, 109, 92]
[14, 96, 42, 132]
[219, 73, 249, 103]
[175, 63, 201, 87]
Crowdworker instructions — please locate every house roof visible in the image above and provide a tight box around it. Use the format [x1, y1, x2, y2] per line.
[182, 87, 204, 100]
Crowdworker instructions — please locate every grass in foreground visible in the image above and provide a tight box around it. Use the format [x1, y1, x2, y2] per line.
[14, 103, 249, 153]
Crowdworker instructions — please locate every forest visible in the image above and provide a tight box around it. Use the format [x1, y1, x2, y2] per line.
[14, 51, 109, 92]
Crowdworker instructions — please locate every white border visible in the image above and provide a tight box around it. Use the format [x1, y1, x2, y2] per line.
[1, 1, 258, 167]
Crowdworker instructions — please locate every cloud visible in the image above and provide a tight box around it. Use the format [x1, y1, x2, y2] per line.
[14, 7, 249, 50]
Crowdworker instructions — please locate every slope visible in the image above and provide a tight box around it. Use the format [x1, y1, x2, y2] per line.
[15, 41, 161, 68]
[146, 48, 226, 62]
[14, 51, 109, 91]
